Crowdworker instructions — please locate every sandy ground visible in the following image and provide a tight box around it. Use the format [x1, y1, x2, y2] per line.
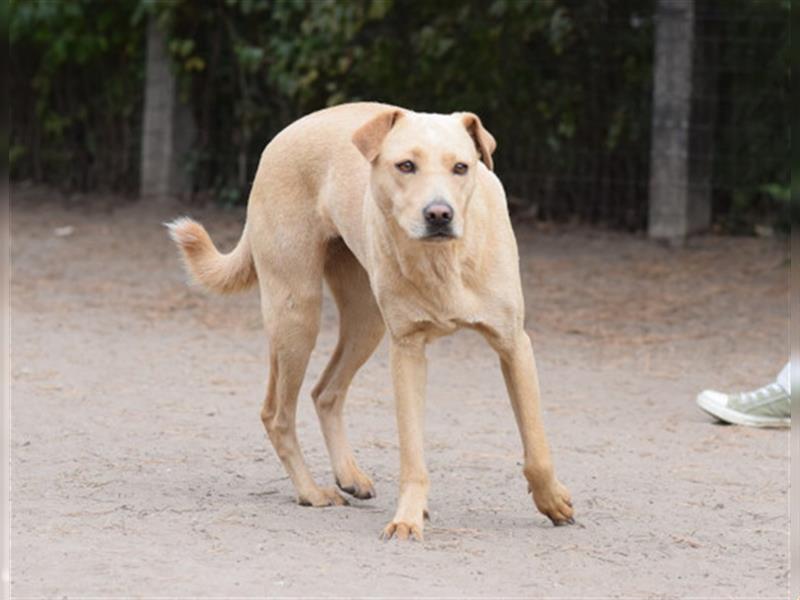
[10, 189, 790, 598]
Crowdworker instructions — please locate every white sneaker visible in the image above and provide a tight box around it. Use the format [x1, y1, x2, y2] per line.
[696, 382, 790, 428]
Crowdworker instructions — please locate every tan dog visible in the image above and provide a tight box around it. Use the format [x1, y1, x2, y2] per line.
[168, 102, 574, 540]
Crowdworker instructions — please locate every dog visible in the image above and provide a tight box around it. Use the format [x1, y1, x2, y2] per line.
[167, 102, 574, 540]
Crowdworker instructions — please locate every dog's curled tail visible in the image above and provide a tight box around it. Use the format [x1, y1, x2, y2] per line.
[165, 217, 257, 294]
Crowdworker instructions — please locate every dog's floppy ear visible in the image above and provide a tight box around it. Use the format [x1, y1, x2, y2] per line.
[458, 112, 496, 171]
[352, 109, 404, 162]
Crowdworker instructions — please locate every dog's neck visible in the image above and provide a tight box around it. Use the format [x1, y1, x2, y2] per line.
[367, 193, 488, 304]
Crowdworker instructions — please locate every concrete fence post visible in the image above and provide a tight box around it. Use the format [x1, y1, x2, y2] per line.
[140, 16, 194, 201]
[648, 0, 715, 241]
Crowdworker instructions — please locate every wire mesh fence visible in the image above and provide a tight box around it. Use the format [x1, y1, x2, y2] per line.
[500, 0, 788, 232]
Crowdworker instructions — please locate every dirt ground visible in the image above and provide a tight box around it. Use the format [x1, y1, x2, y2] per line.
[10, 188, 790, 598]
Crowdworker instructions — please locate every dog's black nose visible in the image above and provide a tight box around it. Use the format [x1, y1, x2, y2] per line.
[423, 201, 453, 227]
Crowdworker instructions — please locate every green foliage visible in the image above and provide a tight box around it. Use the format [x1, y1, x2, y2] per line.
[158, 0, 659, 217]
[8, 0, 790, 231]
[10, 0, 144, 190]
[709, 0, 790, 233]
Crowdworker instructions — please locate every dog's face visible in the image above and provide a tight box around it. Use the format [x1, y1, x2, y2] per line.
[353, 110, 496, 241]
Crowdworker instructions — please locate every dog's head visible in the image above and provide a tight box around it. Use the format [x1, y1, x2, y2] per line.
[353, 109, 496, 242]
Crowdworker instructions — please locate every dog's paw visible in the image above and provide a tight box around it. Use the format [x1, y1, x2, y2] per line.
[530, 479, 574, 526]
[380, 520, 424, 542]
[336, 469, 376, 500]
[297, 487, 349, 507]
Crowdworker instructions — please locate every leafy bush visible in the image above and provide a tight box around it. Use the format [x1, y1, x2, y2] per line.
[10, 0, 145, 190]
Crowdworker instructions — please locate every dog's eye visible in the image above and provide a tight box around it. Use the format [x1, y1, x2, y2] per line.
[396, 160, 416, 174]
[453, 162, 468, 175]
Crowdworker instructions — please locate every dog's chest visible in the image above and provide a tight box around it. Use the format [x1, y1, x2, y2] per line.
[373, 244, 511, 340]
[382, 279, 488, 338]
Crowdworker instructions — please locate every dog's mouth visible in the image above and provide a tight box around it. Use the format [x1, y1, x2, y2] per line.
[421, 225, 456, 241]
[422, 230, 456, 241]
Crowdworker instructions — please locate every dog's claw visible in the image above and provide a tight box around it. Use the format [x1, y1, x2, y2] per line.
[336, 483, 374, 500]
[381, 521, 424, 542]
[297, 487, 348, 507]
[335, 477, 375, 500]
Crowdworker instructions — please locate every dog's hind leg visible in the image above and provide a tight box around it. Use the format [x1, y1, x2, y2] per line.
[256, 238, 347, 507]
[312, 240, 385, 500]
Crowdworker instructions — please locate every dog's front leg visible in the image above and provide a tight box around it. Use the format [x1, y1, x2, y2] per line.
[382, 335, 429, 541]
[498, 330, 574, 526]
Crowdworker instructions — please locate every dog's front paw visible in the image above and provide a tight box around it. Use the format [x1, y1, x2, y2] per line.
[380, 519, 424, 541]
[297, 487, 349, 507]
[530, 479, 574, 526]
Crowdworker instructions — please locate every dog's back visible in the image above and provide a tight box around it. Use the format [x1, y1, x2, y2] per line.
[166, 102, 393, 293]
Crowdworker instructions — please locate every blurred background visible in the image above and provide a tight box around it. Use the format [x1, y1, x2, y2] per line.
[9, 0, 789, 236]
